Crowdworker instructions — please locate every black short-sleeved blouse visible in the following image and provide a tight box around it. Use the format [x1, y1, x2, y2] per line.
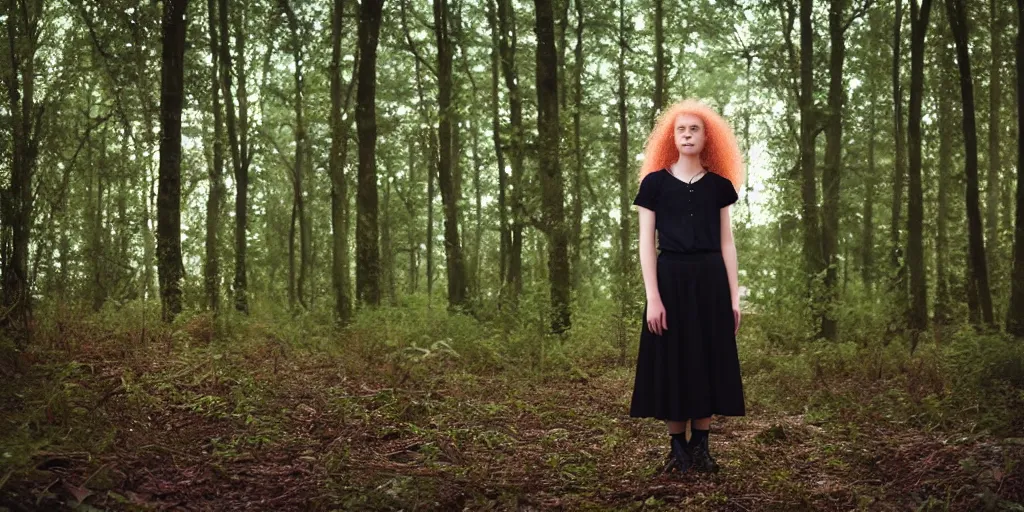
[632, 167, 739, 253]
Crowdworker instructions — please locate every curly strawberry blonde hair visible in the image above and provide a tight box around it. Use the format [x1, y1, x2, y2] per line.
[639, 99, 745, 192]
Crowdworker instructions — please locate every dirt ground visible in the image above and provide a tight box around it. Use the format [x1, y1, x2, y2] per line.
[1, 335, 1022, 511]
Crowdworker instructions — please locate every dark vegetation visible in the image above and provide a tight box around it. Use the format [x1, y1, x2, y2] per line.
[2, 301, 1022, 510]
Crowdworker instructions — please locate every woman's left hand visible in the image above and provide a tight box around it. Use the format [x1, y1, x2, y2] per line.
[733, 304, 741, 335]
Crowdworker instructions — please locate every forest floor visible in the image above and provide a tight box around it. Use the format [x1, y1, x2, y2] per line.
[1, 323, 1023, 511]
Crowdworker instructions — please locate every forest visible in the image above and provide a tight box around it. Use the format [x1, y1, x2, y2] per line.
[1, 0, 1024, 509]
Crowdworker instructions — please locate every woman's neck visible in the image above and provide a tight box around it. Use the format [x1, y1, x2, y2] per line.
[670, 155, 705, 179]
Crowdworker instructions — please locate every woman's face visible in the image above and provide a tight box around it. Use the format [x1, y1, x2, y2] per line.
[674, 113, 706, 157]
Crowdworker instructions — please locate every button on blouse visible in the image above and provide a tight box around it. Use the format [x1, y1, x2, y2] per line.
[631, 168, 739, 253]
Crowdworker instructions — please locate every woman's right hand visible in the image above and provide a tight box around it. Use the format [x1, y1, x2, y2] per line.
[646, 299, 667, 336]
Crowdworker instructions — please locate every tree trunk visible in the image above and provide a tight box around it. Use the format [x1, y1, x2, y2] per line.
[142, 162, 157, 302]
[90, 140, 106, 312]
[471, 115, 483, 299]
[427, 123, 436, 306]
[946, 0, 995, 328]
[157, 0, 190, 322]
[821, 0, 848, 342]
[799, 0, 825, 338]
[330, 0, 355, 325]
[570, 0, 585, 294]
[450, 3, 480, 301]
[1006, 0, 1024, 336]
[402, 137, 420, 294]
[556, 0, 570, 109]
[205, 0, 225, 313]
[451, 98, 465, 253]
[119, 9, 159, 302]
[434, 0, 469, 311]
[116, 128, 132, 299]
[535, 0, 571, 334]
[219, 0, 251, 314]
[742, 53, 753, 218]
[289, 200, 298, 309]
[907, 0, 933, 346]
[862, 94, 877, 292]
[617, 0, 630, 362]
[411, 56, 439, 306]
[891, 0, 909, 329]
[1005, 63, 1018, 246]
[235, 3, 251, 315]
[486, 0, 511, 295]
[987, 0, 1003, 288]
[777, 0, 800, 247]
[2, 0, 42, 343]
[936, 40, 953, 327]
[129, 23, 159, 304]
[281, 0, 311, 311]
[497, 0, 524, 308]
[382, 163, 396, 305]
[653, 0, 664, 121]
[355, 0, 384, 306]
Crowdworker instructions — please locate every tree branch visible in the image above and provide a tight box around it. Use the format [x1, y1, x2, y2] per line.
[256, 125, 298, 179]
[401, 0, 438, 78]
[843, 0, 876, 32]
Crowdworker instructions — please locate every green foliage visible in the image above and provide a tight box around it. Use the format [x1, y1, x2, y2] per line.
[4, 300, 1024, 510]
[739, 308, 1024, 437]
[940, 331, 1024, 435]
[151, 300, 1022, 444]
[343, 298, 500, 373]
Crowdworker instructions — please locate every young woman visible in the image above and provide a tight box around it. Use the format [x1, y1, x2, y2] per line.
[629, 99, 746, 475]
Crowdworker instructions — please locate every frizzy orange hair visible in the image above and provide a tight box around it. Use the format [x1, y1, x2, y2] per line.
[639, 99, 745, 192]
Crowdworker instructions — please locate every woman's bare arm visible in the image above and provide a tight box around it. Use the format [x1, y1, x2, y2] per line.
[720, 206, 739, 308]
[639, 207, 660, 303]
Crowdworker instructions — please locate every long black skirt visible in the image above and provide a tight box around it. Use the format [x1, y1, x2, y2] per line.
[629, 250, 746, 420]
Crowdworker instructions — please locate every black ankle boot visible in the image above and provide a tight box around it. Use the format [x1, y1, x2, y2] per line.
[689, 435, 720, 473]
[662, 434, 693, 474]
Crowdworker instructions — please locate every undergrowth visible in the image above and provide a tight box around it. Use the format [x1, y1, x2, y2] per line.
[3, 297, 1023, 439]
[1, 297, 1022, 510]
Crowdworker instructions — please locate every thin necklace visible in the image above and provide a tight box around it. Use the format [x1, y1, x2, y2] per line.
[670, 167, 707, 184]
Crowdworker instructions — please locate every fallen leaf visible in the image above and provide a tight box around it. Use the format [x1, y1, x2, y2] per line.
[61, 480, 93, 505]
